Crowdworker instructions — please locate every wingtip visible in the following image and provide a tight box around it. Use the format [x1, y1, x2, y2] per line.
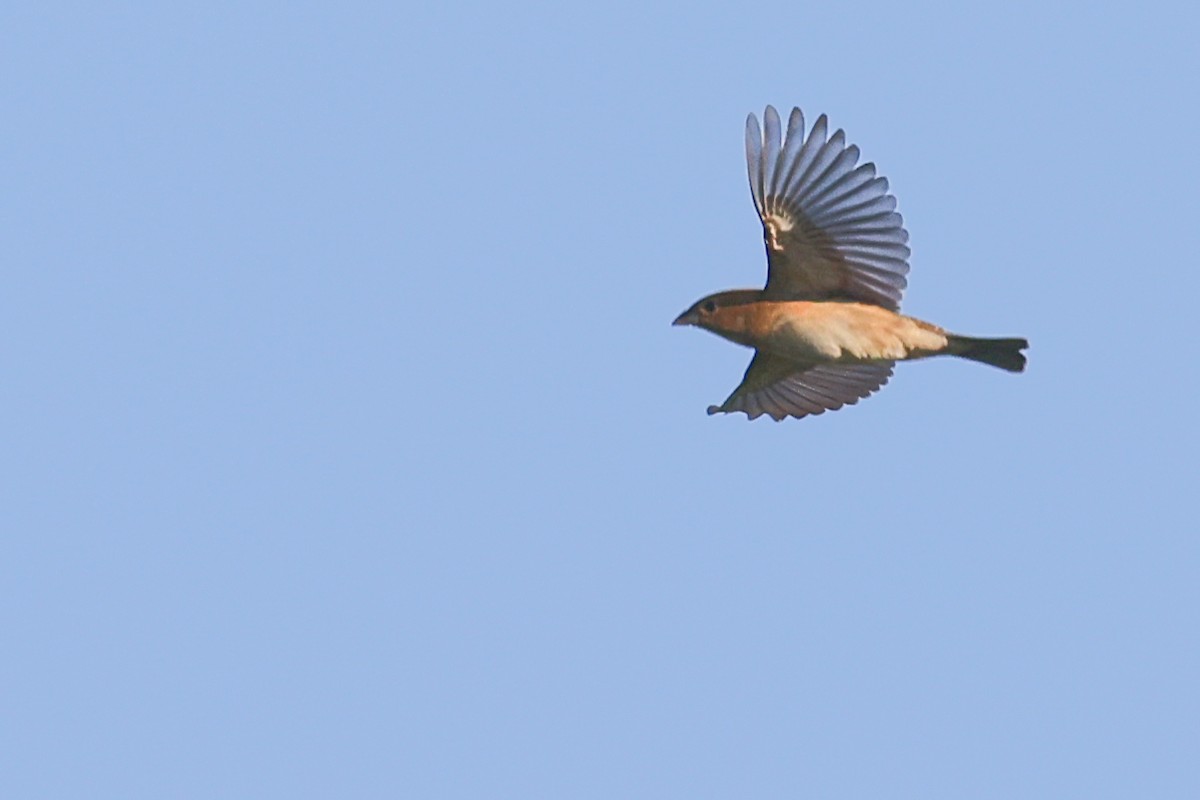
[745, 111, 761, 135]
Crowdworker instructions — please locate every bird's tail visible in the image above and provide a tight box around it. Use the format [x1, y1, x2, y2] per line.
[946, 335, 1029, 373]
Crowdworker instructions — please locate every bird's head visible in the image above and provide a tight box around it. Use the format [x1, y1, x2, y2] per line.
[672, 289, 764, 345]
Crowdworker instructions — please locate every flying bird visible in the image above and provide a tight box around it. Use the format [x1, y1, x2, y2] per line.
[674, 105, 1028, 420]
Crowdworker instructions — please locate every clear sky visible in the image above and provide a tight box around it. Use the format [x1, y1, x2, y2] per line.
[4, 2, 1198, 798]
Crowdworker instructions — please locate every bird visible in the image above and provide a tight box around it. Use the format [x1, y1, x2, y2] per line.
[673, 105, 1028, 421]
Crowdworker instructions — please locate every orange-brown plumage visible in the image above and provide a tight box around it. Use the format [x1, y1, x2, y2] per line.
[674, 106, 1028, 421]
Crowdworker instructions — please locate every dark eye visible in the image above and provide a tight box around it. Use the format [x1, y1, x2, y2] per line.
[701, 300, 717, 313]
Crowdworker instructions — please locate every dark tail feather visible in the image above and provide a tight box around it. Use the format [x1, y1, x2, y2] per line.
[947, 335, 1029, 373]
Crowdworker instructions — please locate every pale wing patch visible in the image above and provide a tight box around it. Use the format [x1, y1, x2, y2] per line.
[762, 213, 793, 252]
[745, 106, 911, 310]
[709, 357, 895, 421]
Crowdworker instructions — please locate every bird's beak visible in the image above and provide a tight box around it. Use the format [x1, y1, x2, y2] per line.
[673, 309, 697, 327]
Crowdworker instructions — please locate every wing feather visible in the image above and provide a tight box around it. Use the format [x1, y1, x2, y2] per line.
[762, 105, 782, 205]
[775, 114, 828, 206]
[748, 106, 911, 309]
[708, 352, 895, 421]
[776, 108, 807, 197]
[745, 113, 764, 216]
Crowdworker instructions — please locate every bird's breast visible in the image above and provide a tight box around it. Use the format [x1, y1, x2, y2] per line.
[762, 303, 848, 361]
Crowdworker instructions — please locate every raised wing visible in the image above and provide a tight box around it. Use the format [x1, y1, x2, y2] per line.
[746, 106, 910, 310]
[708, 352, 894, 421]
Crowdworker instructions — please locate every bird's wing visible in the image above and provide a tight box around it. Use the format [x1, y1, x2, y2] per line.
[745, 106, 910, 310]
[708, 352, 894, 421]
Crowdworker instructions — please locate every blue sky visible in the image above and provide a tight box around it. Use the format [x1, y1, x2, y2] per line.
[3, 2, 1198, 797]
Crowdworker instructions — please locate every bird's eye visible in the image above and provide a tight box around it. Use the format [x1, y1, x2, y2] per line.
[701, 301, 717, 314]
